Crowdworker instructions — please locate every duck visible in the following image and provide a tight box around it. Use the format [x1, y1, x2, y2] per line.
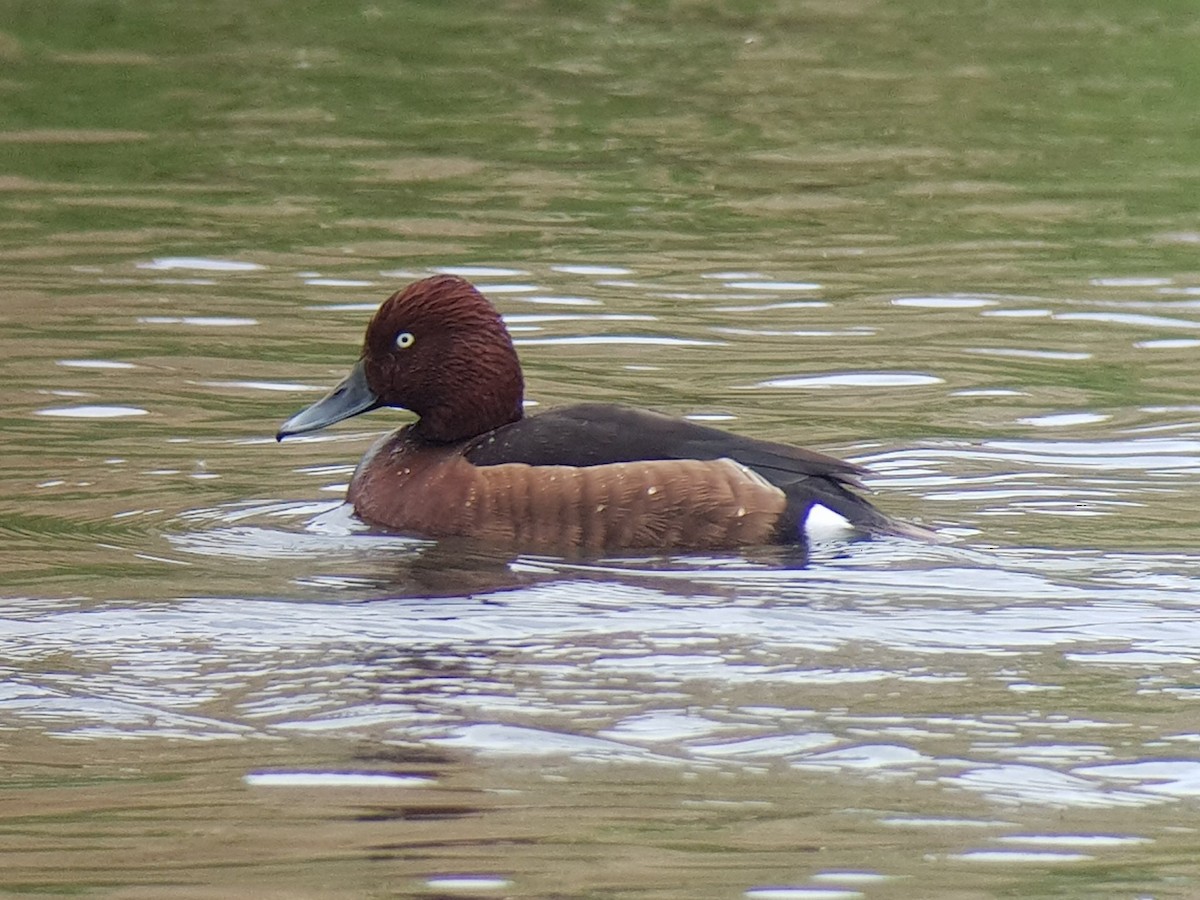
[277, 274, 930, 554]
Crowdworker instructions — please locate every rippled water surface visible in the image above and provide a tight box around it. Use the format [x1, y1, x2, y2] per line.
[4, 2, 1200, 897]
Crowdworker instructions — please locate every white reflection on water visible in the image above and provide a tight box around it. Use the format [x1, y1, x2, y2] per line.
[424, 876, 512, 892]
[35, 405, 149, 418]
[1074, 760, 1200, 796]
[893, 296, 998, 309]
[1090, 277, 1174, 288]
[244, 771, 435, 787]
[6, 507, 1200, 822]
[1137, 338, 1200, 349]
[753, 372, 943, 389]
[475, 283, 539, 294]
[57, 359, 138, 369]
[725, 281, 823, 291]
[1056, 311, 1200, 329]
[435, 265, 530, 277]
[551, 264, 632, 275]
[964, 347, 1092, 360]
[745, 890, 864, 900]
[996, 834, 1151, 847]
[136, 257, 265, 272]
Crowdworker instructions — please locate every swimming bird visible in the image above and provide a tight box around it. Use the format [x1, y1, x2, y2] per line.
[278, 275, 928, 553]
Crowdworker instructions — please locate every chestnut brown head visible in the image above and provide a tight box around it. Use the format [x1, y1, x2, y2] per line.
[278, 275, 525, 443]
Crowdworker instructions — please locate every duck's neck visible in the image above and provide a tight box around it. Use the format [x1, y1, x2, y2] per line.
[414, 392, 523, 443]
[411, 341, 525, 444]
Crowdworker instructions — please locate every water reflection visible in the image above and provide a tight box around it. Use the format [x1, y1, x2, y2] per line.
[12, 487, 1200, 835]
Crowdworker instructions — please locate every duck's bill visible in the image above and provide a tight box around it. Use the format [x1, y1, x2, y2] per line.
[276, 359, 381, 440]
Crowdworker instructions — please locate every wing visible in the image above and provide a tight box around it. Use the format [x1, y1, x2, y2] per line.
[463, 403, 901, 535]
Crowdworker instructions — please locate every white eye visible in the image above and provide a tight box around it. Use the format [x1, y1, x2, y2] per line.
[394, 331, 415, 350]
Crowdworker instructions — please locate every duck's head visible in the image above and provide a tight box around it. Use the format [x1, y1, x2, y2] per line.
[277, 275, 525, 443]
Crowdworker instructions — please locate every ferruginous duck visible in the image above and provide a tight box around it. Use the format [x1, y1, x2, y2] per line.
[278, 275, 930, 553]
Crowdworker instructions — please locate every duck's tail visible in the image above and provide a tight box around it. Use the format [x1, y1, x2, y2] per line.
[800, 479, 946, 545]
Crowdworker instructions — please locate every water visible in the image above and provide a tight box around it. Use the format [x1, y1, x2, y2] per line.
[3, 1, 1200, 896]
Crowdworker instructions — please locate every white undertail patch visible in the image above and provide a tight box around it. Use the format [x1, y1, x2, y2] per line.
[804, 503, 855, 543]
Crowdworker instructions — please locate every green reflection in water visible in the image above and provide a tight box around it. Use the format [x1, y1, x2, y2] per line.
[0, 0, 1198, 270]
